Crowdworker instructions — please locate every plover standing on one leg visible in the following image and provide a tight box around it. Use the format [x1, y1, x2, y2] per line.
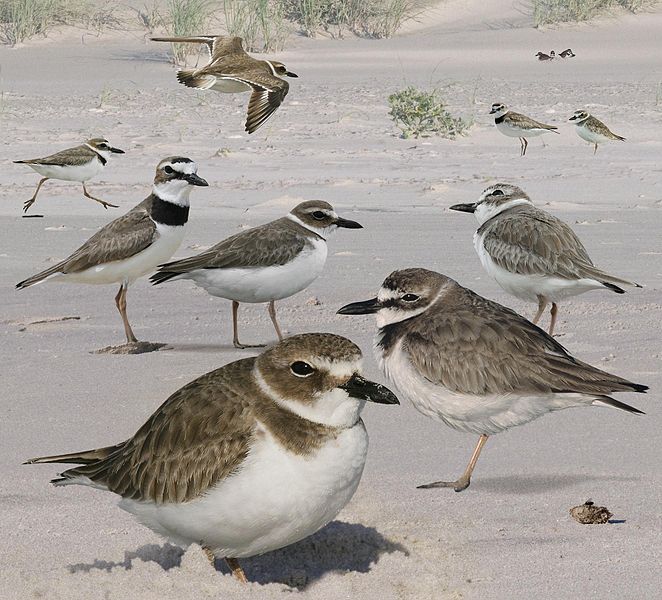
[16, 157, 208, 353]
[14, 138, 124, 213]
[151, 200, 362, 348]
[449, 183, 641, 335]
[151, 35, 298, 134]
[489, 103, 559, 156]
[25, 333, 399, 582]
[569, 110, 625, 154]
[338, 268, 647, 492]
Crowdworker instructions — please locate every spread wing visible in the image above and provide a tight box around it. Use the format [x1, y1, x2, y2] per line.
[242, 74, 290, 133]
[16, 144, 97, 167]
[404, 289, 640, 397]
[56, 359, 256, 503]
[151, 35, 245, 62]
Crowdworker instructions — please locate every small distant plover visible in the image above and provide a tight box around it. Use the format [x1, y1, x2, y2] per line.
[569, 110, 625, 154]
[16, 157, 208, 352]
[151, 200, 362, 348]
[449, 183, 641, 335]
[25, 333, 399, 582]
[151, 35, 298, 134]
[489, 103, 559, 156]
[14, 138, 124, 213]
[536, 51, 554, 61]
[338, 268, 647, 492]
[559, 48, 575, 58]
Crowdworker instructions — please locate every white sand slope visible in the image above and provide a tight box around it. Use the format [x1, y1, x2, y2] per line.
[0, 3, 661, 599]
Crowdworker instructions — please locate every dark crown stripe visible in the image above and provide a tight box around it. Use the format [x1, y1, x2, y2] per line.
[151, 196, 189, 226]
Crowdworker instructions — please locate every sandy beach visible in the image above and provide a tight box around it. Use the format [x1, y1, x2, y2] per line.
[1, 1, 661, 598]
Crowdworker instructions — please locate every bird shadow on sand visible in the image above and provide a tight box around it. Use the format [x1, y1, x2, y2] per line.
[67, 520, 408, 589]
[474, 473, 639, 495]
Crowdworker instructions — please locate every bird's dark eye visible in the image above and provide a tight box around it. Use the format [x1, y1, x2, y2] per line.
[312, 211, 326, 220]
[402, 294, 419, 302]
[164, 165, 174, 174]
[291, 361, 315, 377]
[490, 189, 504, 196]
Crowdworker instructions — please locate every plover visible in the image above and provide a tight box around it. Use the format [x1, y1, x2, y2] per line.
[449, 183, 641, 335]
[535, 51, 554, 61]
[559, 48, 575, 58]
[489, 103, 559, 156]
[16, 157, 208, 353]
[151, 35, 298, 134]
[569, 110, 625, 154]
[150, 200, 362, 348]
[337, 268, 647, 492]
[14, 138, 125, 213]
[25, 333, 399, 581]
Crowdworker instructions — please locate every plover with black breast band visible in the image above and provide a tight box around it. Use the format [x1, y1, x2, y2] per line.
[489, 103, 559, 156]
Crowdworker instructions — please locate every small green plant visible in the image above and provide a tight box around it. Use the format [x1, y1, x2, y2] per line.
[0, 0, 62, 45]
[388, 87, 470, 139]
[223, 0, 289, 52]
[162, 0, 214, 64]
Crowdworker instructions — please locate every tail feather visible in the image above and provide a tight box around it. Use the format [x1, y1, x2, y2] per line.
[592, 396, 645, 414]
[16, 263, 65, 289]
[577, 262, 641, 291]
[176, 69, 215, 90]
[24, 445, 119, 466]
[150, 270, 179, 285]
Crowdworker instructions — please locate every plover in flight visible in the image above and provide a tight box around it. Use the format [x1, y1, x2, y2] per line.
[449, 183, 640, 335]
[489, 103, 559, 156]
[151, 200, 362, 348]
[559, 48, 575, 58]
[569, 110, 625, 154]
[535, 51, 554, 61]
[16, 157, 208, 353]
[14, 138, 124, 213]
[338, 268, 647, 492]
[25, 333, 399, 582]
[151, 35, 297, 134]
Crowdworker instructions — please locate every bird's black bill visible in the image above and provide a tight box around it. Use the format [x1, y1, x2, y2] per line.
[449, 203, 477, 213]
[569, 116, 578, 121]
[339, 374, 399, 405]
[286, 71, 298, 78]
[185, 173, 209, 186]
[335, 217, 363, 229]
[337, 298, 381, 315]
[489, 108, 497, 114]
[111, 147, 125, 154]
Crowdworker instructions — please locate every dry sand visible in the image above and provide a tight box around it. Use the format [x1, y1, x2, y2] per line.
[1, 1, 661, 598]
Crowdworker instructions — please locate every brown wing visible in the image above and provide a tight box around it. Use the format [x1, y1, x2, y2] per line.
[15, 144, 97, 167]
[58, 358, 257, 503]
[480, 207, 596, 279]
[151, 35, 245, 62]
[242, 73, 290, 133]
[404, 286, 641, 397]
[507, 112, 558, 131]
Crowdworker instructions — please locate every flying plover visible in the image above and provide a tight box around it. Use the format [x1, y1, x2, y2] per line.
[151, 35, 297, 134]
[151, 200, 362, 348]
[16, 157, 208, 353]
[559, 48, 575, 58]
[14, 138, 124, 213]
[489, 103, 559, 156]
[449, 183, 641, 335]
[569, 110, 625, 154]
[338, 268, 647, 492]
[25, 333, 399, 582]
[535, 51, 554, 61]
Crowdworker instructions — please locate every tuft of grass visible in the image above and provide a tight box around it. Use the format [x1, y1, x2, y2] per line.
[0, 0, 63, 46]
[223, 0, 289, 52]
[531, 0, 657, 27]
[388, 87, 471, 139]
[162, 0, 214, 64]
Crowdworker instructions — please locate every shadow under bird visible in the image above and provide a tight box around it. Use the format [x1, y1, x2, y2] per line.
[569, 110, 625, 154]
[338, 268, 647, 492]
[25, 333, 399, 583]
[151, 35, 297, 134]
[150, 200, 362, 348]
[489, 103, 559, 156]
[16, 157, 208, 353]
[449, 183, 640, 335]
[14, 138, 124, 213]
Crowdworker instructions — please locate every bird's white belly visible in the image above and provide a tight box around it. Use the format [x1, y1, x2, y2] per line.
[496, 121, 546, 138]
[378, 340, 587, 435]
[210, 78, 252, 93]
[57, 224, 186, 286]
[28, 160, 103, 182]
[575, 124, 608, 144]
[181, 240, 327, 303]
[474, 231, 604, 303]
[119, 422, 368, 558]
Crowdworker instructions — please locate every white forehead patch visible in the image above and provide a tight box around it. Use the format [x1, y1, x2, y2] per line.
[311, 357, 362, 380]
[159, 160, 197, 175]
[377, 287, 401, 302]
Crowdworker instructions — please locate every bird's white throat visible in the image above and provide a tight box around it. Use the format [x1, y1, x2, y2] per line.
[152, 181, 192, 207]
[474, 198, 531, 225]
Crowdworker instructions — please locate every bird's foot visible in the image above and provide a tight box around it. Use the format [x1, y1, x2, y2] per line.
[93, 341, 169, 355]
[233, 341, 266, 350]
[417, 477, 471, 493]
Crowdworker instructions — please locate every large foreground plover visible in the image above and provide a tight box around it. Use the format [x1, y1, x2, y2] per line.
[16, 157, 208, 353]
[569, 110, 625, 154]
[14, 138, 124, 213]
[338, 268, 647, 492]
[151, 35, 297, 134]
[25, 333, 399, 582]
[489, 103, 559, 156]
[449, 183, 640, 335]
[151, 200, 362, 348]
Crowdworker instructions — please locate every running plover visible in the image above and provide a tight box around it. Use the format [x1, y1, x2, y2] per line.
[489, 103, 559, 156]
[14, 138, 125, 213]
[559, 48, 575, 58]
[536, 51, 554, 61]
[25, 333, 399, 581]
[151, 200, 362, 348]
[337, 268, 647, 492]
[449, 183, 641, 335]
[16, 157, 208, 352]
[569, 110, 625, 154]
[151, 35, 298, 134]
